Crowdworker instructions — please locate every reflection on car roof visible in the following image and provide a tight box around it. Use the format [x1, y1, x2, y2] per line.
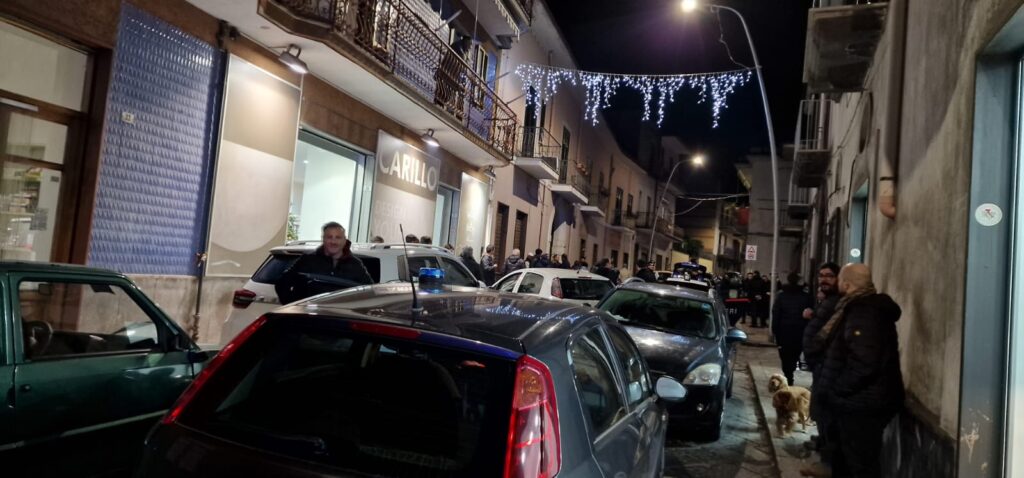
[616, 282, 713, 302]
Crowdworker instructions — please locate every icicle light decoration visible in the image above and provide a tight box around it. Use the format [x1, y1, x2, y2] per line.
[515, 63, 754, 127]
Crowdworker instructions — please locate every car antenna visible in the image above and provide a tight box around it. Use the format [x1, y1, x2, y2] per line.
[399, 225, 423, 322]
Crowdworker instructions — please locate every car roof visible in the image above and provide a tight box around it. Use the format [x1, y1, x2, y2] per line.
[614, 281, 715, 302]
[269, 242, 459, 257]
[274, 284, 599, 353]
[512, 268, 609, 281]
[0, 261, 127, 278]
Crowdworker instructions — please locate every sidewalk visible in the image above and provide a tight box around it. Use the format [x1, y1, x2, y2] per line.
[738, 324, 823, 478]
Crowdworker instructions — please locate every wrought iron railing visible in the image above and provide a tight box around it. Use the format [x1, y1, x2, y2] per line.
[511, 0, 534, 22]
[557, 170, 591, 198]
[270, 0, 518, 157]
[795, 99, 832, 154]
[636, 212, 676, 237]
[518, 126, 560, 172]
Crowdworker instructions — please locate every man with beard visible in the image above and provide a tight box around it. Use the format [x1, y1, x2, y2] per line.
[800, 262, 840, 477]
[807, 263, 904, 478]
[276, 222, 373, 304]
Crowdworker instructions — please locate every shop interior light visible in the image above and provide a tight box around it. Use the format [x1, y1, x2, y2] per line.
[421, 129, 440, 147]
[279, 44, 308, 74]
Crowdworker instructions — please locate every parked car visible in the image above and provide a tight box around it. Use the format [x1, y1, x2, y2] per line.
[139, 280, 687, 477]
[491, 267, 614, 306]
[596, 282, 747, 441]
[221, 241, 484, 345]
[0, 262, 209, 476]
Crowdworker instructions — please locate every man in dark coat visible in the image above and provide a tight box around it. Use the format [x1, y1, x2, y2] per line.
[814, 263, 904, 478]
[593, 258, 620, 284]
[772, 272, 815, 386]
[459, 246, 483, 281]
[748, 271, 769, 327]
[635, 260, 657, 282]
[504, 248, 526, 274]
[801, 262, 841, 475]
[276, 222, 373, 304]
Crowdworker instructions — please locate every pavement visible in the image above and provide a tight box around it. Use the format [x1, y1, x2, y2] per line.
[739, 324, 826, 478]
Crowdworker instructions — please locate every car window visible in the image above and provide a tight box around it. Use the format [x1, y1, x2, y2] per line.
[570, 327, 626, 437]
[599, 289, 719, 339]
[495, 273, 520, 292]
[18, 280, 161, 360]
[605, 326, 652, 407]
[355, 255, 381, 283]
[398, 255, 443, 282]
[440, 258, 479, 287]
[561, 279, 613, 301]
[517, 273, 545, 294]
[253, 253, 300, 283]
[177, 319, 516, 477]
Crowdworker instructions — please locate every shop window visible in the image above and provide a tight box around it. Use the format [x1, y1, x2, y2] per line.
[0, 21, 88, 112]
[289, 131, 365, 242]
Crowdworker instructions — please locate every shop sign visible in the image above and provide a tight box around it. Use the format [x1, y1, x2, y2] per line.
[370, 131, 442, 241]
[375, 132, 440, 200]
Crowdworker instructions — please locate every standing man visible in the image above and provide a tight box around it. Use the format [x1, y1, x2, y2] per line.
[772, 272, 815, 386]
[801, 262, 841, 477]
[504, 248, 527, 274]
[814, 263, 904, 478]
[459, 246, 483, 281]
[636, 260, 657, 282]
[276, 222, 373, 304]
[749, 271, 769, 327]
[481, 245, 497, 285]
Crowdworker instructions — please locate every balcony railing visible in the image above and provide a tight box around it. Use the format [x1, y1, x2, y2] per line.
[267, 0, 518, 157]
[518, 126, 560, 171]
[636, 212, 676, 237]
[511, 0, 534, 21]
[793, 98, 832, 187]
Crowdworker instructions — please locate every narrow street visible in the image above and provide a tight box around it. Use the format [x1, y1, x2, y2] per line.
[664, 339, 782, 478]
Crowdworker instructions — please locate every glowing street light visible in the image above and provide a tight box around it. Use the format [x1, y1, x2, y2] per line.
[691, 154, 706, 167]
[649, 154, 706, 261]
[681, 0, 700, 13]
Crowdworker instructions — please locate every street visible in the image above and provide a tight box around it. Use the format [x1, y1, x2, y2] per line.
[664, 334, 782, 478]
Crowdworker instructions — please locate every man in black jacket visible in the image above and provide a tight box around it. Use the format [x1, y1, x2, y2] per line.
[635, 260, 657, 282]
[800, 262, 841, 476]
[276, 222, 373, 304]
[772, 272, 814, 386]
[814, 263, 904, 478]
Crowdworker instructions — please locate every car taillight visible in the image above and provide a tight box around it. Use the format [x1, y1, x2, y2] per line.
[232, 289, 257, 309]
[504, 355, 560, 478]
[550, 278, 563, 299]
[161, 315, 269, 425]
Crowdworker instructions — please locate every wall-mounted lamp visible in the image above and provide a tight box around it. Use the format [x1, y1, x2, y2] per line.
[278, 44, 308, 74]
[421, 129, 440, 147]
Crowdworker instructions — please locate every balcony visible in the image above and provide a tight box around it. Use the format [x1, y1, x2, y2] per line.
[788, 182, 814, 220]
[720, 205, 749, 235]
[579, 190, 606, 218]
[804, 0, 888, 93]
[550, 170, 589, 204]
[465, 0, 533, 47]
[636, 212, 678, 239]
[780, 214, 806, 237]
[514, 126, 559, 180]
[233, 0, 518, 164]
[793, 99, 832, 187]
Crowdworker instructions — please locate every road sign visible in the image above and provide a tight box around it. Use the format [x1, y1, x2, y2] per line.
[745, 245, 758, 261]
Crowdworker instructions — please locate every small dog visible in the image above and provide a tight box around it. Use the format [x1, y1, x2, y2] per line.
[768, 373, 812, 437]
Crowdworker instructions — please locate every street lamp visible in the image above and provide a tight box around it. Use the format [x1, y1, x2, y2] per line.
[648, 154, 704, 263]
[681, 0, 781, 329]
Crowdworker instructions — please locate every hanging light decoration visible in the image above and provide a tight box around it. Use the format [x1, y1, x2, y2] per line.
[514, 63, 754, 128]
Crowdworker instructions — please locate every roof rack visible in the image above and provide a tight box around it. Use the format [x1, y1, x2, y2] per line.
[362, 243, 454, 254]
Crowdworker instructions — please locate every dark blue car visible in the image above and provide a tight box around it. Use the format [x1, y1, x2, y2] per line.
[597, 282, 748, 440]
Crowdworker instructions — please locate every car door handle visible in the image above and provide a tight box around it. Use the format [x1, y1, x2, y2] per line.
[19, 384, 31, 392]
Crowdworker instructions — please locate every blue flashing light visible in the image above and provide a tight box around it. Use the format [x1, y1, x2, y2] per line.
[418, 267, 445, 292]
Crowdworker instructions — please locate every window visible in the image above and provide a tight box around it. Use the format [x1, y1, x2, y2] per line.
[614, 188, 623, 224]
[610, 250, 619, 267]
[570, 327, 626, 437]
[441, 257, 478, 286]
[599, 289, 719, 339]
[177, 321, 515, 476]
[398, 255, 442, 282]
[19, 280, 161, 359]
[559, 127, 571, 183]
[606, 326, 652, 407]
[517, 273, 544, 294]
[494, 273, 520, 292]
[623, 253, 630, 271]
[560, 279, 613, 301]
[627, 194, 634, 215]
[290, 131, 365, 241]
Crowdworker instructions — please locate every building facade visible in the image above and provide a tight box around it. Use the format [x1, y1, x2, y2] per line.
[790, 0, 1024, 475]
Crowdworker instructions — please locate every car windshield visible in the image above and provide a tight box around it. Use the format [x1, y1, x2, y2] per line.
[561, 278, 612, 300]
[599, 289, 718, 339]
[178, 319, 515, 477]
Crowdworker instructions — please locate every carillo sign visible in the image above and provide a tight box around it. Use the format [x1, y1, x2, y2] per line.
[375, 132, 440, 200]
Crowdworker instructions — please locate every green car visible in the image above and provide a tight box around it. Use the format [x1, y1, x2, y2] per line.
[0, 262, 210, 475]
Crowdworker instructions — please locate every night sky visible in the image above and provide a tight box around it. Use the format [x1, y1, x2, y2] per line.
[546, 0, 813, 193]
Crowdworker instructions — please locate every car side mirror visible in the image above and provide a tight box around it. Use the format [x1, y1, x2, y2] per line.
[726, 328, 748, 344]
[655, 376, 687, 403]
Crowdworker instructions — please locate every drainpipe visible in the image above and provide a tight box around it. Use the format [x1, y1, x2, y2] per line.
[878, 0, 908, 219]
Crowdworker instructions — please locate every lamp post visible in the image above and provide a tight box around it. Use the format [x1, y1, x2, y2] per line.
[649, 154, 704, 262]
[682, 0, 780, 329]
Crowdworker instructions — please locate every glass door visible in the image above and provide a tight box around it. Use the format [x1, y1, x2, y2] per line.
[0, 104, 71, 262]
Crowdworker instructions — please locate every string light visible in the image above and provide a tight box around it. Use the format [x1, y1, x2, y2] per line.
[514, 63, 754, 127]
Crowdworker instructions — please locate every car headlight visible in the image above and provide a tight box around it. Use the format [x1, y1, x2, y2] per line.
[683, 363, 722, 386]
